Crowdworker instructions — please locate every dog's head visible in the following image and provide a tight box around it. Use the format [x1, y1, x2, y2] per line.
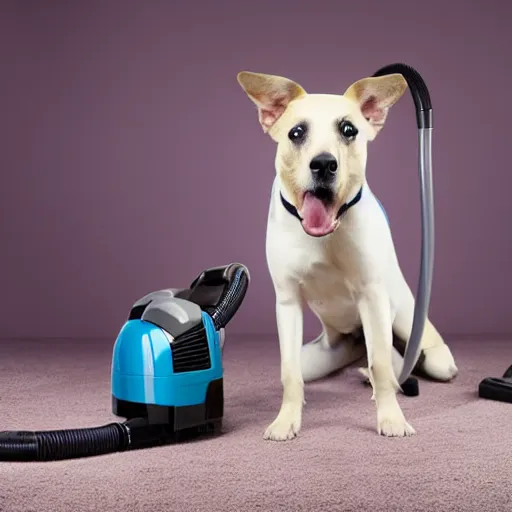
[237, 71, 407, 237]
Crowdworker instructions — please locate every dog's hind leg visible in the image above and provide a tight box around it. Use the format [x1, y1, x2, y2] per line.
[357, 296, 458, 382]
[301, 325, 366, 382]
[391, 286, 458, 382]
[393, 316, 458, 382]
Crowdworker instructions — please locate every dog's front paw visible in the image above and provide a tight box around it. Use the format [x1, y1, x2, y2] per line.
[377, 406, 416, 437]
[263, 410, 301, 441]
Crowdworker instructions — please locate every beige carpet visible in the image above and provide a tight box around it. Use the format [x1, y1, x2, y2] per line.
[0, 337, 511, 512]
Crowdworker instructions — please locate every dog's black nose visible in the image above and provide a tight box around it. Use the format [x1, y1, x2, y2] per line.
[309, 152, 338, 180]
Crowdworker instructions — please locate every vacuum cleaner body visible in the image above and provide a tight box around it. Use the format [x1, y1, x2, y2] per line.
[111, 263, 250, 432]
[112, 297, 225, 432]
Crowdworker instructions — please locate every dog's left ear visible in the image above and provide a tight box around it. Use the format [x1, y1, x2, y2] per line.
[343, 74, 407, 140]
[237, 71, 307, 134]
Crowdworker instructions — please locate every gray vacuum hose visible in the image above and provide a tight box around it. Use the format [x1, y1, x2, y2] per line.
[372, 63, 435, 386]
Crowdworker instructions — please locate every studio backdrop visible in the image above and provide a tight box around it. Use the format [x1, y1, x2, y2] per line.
[1, 0, 510, 341]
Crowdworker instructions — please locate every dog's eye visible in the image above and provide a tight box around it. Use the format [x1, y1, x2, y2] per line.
[339, 121, 358, 140]
[288, 124, 307, 143]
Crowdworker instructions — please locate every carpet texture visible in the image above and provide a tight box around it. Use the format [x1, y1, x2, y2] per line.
[0, 337, 511, 512]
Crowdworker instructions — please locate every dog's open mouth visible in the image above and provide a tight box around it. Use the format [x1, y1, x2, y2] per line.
[300, 188, 338, 237]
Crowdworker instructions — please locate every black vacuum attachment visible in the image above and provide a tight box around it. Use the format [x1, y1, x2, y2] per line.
[478, 365, 512, 404]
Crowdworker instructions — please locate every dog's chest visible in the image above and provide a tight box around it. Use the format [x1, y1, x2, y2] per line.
[299, 259, 355, 304]
[298, 259, 360, 331]
[278, 233, 361, 328]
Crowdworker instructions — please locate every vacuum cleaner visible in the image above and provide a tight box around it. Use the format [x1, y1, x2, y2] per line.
[1, 64, 507, 463]
[0, 262, 250, 462]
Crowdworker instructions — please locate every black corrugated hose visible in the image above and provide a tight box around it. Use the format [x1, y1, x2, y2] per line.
[0, 423, 129, 462]
[0, 417, 191, 462]
[208, 265, 250, 330]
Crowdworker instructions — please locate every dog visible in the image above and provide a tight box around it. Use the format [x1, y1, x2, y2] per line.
[236, 70, 458, 441]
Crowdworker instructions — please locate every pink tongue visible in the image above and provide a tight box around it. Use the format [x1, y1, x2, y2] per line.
[301, 193, 333, 234]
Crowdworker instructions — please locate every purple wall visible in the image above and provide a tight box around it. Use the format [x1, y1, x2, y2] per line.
[1, 0, 511, 341]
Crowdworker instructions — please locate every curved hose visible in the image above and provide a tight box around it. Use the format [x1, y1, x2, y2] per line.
[188, 263, 251, 330]
[372, 63, 435, 385]
[209, 264, 251, 330]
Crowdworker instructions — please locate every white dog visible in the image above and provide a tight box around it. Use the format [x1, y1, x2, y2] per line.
[237, 70, 458, 441]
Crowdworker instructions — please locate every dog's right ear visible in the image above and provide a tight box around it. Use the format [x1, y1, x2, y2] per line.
[237, 71, 307, 133]
[343, 74, 407, 140]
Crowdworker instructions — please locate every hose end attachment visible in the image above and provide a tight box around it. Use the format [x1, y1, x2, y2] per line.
[418, 109, 433, 130]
